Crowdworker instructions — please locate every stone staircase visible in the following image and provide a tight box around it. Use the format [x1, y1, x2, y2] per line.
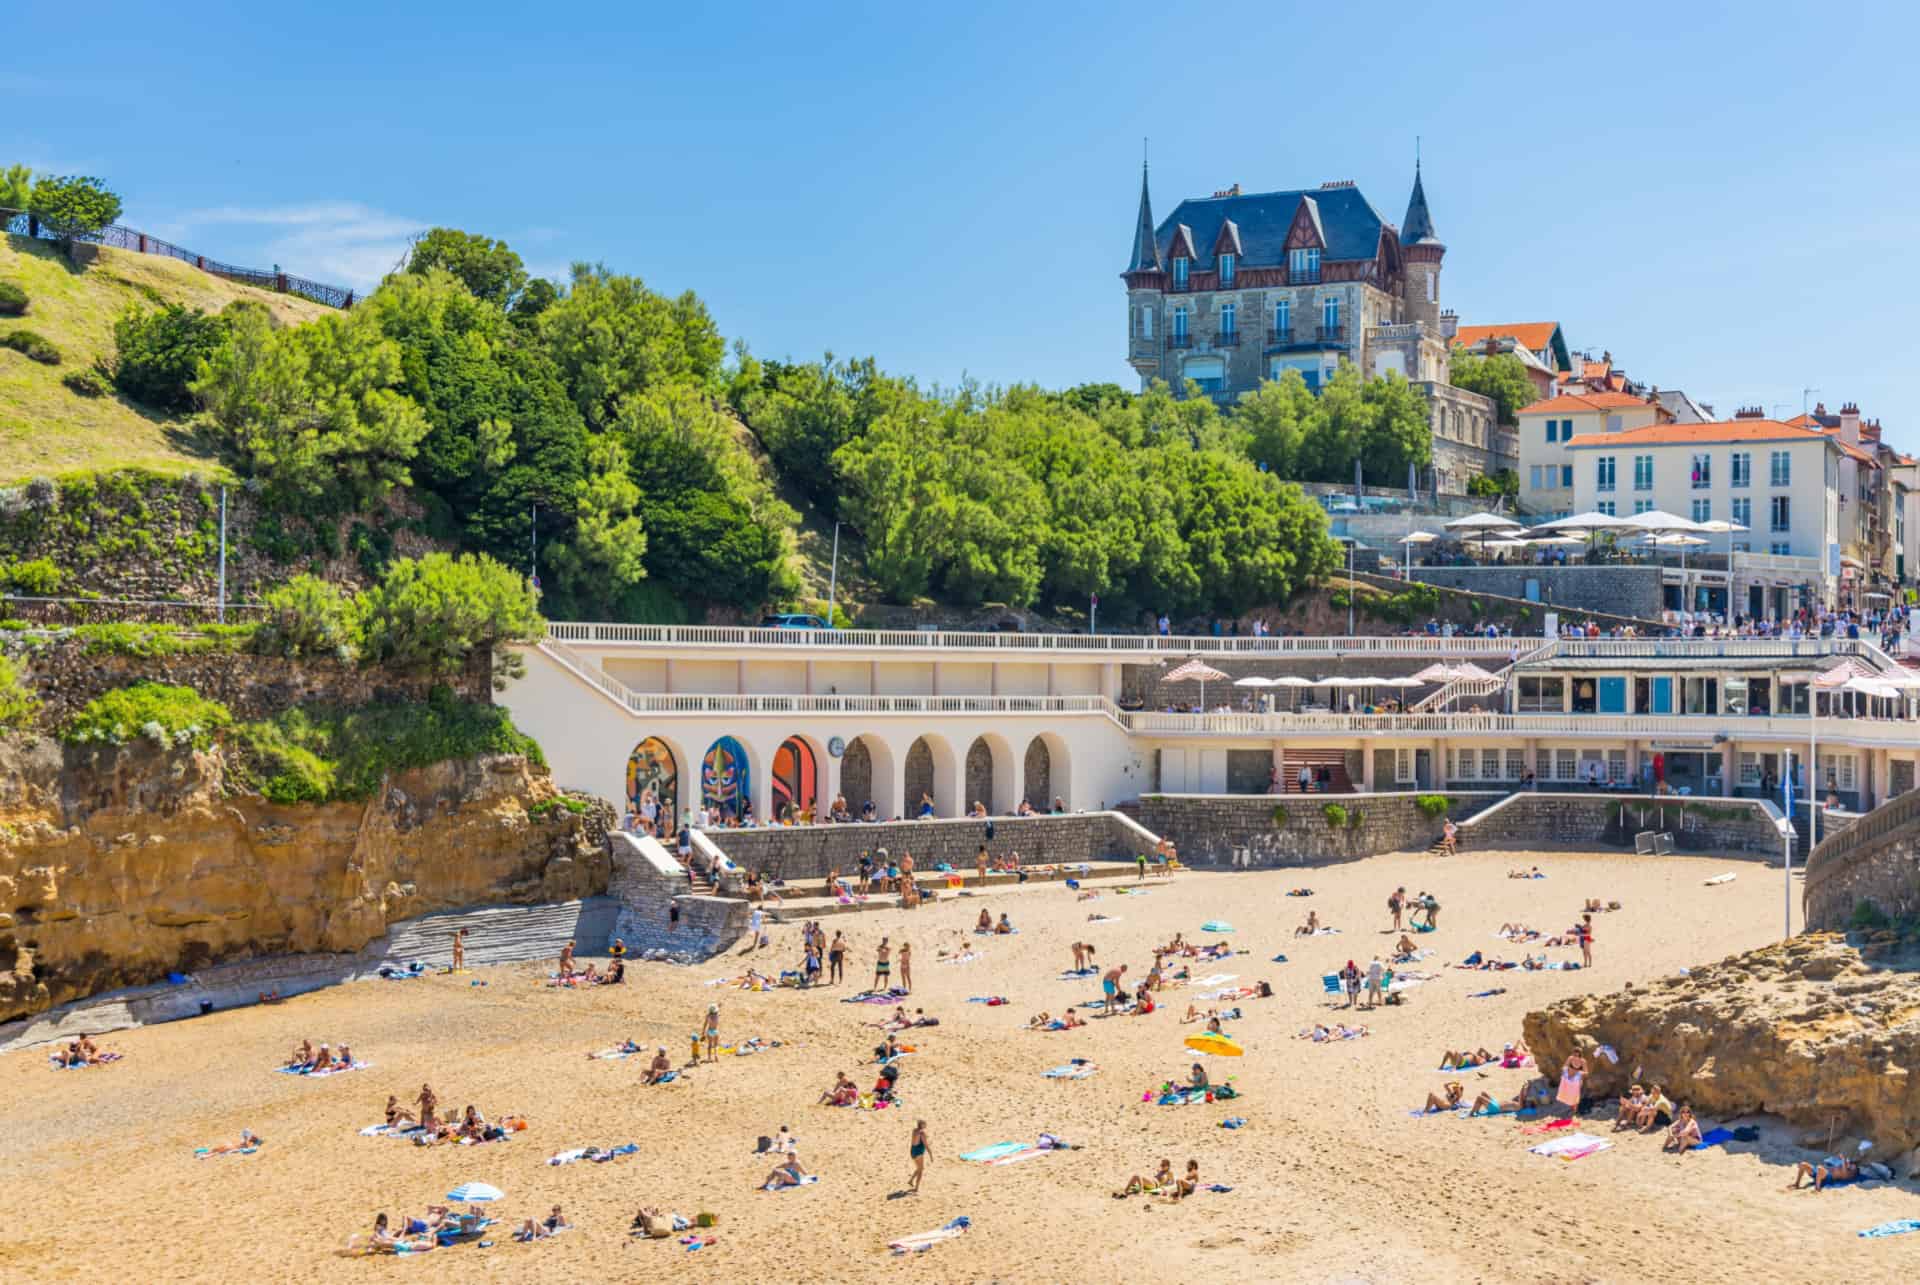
[373, 899, 621, 971]
[606, 831, 747, 963]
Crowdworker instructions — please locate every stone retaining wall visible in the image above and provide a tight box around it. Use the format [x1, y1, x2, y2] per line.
[1409, 566, 1665, 622]
[1461, 793, 1785, 856]
[606, 832, 747, 961]
[694, 813, 1157, 883]
[1138, 792, 1501, 867]
[1804, 811, 1920, 931]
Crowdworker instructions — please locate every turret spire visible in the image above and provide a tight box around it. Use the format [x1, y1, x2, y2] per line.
[1402, 156, 1437, 245]
[1126, 156, 1161, 272]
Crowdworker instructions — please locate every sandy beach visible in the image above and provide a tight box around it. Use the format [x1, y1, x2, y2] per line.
[2, 847, 1912, 1284]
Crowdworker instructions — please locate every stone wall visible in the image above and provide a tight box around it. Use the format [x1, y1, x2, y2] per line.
[605, 832, 747, 961]
[1803, 795, 1920, 930]
[1409, 566, 1666, 622]
[1461, 792, 1786, 856]
[694, 812, 1158, 883]
[4, 632, 493, 730]
[1138, 791, 1500, 867]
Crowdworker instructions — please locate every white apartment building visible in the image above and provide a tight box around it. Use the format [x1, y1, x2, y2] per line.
[1566, 418, 1842, 617]
[1517, 391, 1665, 518]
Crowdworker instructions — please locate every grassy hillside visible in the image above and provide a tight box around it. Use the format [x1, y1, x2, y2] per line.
[0, 234, 334, 481]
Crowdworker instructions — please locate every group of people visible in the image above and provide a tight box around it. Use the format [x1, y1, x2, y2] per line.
[381, 1085, 523, 1146]
[553, 939, 626, 986]
[1387, 886, 1441, 931]
[51, 1034, 115, 1068]
[284, 1039, 357, 1072]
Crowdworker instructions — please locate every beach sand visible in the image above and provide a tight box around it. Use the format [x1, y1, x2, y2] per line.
[2, 848, 1912, 1283]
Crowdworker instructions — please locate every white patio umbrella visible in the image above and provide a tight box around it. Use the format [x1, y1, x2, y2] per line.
[1399, 528, 1438, 577]
[1623, 510, 1708, 533]
[1232, 675, 1274, 687]
[1445, 511, 1524, 558]
[1269, 676, 1316, 686]
[1163, 657, 1229, 708]
[1377, 676, 1426, 687]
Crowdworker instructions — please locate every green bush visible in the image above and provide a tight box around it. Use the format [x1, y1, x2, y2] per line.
[1850, 899, 1890, 932]
[62, 681, 231, 750]
[111, 304, 229, 411]
[234, 689, 545, 804]
[63, 368, 111, 397]
[1346, 808, 1365, 829]
[1414, 794, 1453, 819]
[358, 552, 544, 687]
[2, 329, 61, 364]
[0, 654, 37, 731]
[252, 574, 359, 659]
[0, 281, 27, 316]
[1270, 803, 1290, 826]
[528, 795, 590, 820]
[0, 557, 63, 594]
[1322, 802, 1349, 829]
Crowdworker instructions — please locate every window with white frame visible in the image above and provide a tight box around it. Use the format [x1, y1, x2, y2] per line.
[1607, 750, 1627, 783]
[1770, 495, 1790, 531]
[1219, 302, 1236, 339]
[1731, 452, 1751, 487]
[1633, 454, 1653, 490]
[1173, 306, 1189, 342]
[1273, 298, 1289, 335]
[1555, 749, 1578, 781]
[1690, 453, 1711, 488]
[1820, 754, 1857, 791]
[1322, 296, 1340, 332]
[1739, 752, 1761, 785]
[1218, 253, 1235, 286]
[1138, 305, 1153, 339]
[1597, 500, 1616, 516]
[1597, 456, 1616, 491]
[1731, 496, 1751, 528]
[1770, 450, 1791, 486]
[1482, 750, 1500, 780]
[1395, 748, 1413, 783]
[1771, 541, 1791, 556]
[1288, 247, 1320, 280]
[1633, 498, 1653, 515]
[1172, 257, 1190, 288]
[1455, 751, 1477, 780]
[1691, 498, 1711, 523]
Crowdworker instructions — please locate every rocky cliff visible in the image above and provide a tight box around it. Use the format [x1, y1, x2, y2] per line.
[1523, 932, 1920, 1160]
[0, 735, 610, 1023]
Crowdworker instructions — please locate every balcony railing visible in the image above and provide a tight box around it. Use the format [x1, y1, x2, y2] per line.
[1317, 324, 1347, 343]
[1214, 329, 1240, 347]
[1266, 327, 1292, 346]
[1289, 268, 1321, 285]
[1168, 333, 1193, 349]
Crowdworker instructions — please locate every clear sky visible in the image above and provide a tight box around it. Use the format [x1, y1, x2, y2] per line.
[9, 2, 1919, 440]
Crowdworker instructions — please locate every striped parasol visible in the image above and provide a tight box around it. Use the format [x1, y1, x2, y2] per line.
[446, 1182, 504, 1203]
[1163, 658, 1230, 708]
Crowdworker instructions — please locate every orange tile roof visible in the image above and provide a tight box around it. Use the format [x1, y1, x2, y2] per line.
[1820, 427, 1879, 466]
[1452, 322, 1560, 353]
[1517, 391, 1651, 416]
[1563, 419, 1830, 449]
[1580, 360, 1611, 379]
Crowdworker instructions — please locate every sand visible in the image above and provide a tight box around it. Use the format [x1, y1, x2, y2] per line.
[1, 848, 1913, 1283]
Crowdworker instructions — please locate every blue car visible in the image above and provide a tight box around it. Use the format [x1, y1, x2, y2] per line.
[759, 613, 830, 630]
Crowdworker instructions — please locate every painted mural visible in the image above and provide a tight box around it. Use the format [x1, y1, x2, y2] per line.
[772, 735, 818, 819]
[702, 735, 752, 819]
[625, 737, 678, 830]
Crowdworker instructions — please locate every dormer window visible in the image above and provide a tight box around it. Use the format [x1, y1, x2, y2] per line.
[1172, 256, 1190, 289]
[1288, 247, 1320, 283]
[1218, 253, 1235, 286]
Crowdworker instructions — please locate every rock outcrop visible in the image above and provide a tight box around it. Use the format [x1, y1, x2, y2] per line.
[1524, 932, 1920, 1158]
[0, 735, 610, 1022]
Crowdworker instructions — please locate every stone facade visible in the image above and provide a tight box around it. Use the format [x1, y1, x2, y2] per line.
[1138, 791, 1500, 867]
[606, 832, 746, 961]
[1408, 566, 1667, 623]
[692, 813, 1158, 884]
[1803, 798, 1920, 931]
[1461, 793, 1786, 856]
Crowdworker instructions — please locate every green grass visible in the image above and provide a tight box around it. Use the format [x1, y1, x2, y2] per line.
[62, 681, 232, 749]
[232, 690, 545, 805]
[0, 235, 333, 482]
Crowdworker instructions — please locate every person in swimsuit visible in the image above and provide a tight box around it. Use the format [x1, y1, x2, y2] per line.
[1101, 964, 1128, 1011]
[1424, 1081, 1465, 1112]
[1115, 1158, 1174, 1198]
[873, 938, 892, 990]
[384, 1095, 414, 1127]
[898, 942, 913, 993]
[829, 932, 847, 985]
[818, 1071, 857, 1105]
[975, 909, 992, 933]
[703, 1004, 721, 1063]
[1663, 1104, 1702, 1152]
[415, 1084, 438, 1131]
[558, 939, 576, 979]
[909, 1119, 929, 1192]
[762, 1154, 808, 1189]
[451, 927, 467, 971]
[645, 1046, 673, 1084]
[1173, 1159, 1201, 1200]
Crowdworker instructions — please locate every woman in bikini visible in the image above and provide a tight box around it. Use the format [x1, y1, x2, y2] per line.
[762, 1154, 808, 1189]
[898, 943, 913, 993]
[415, 1084, 439, 1131]
[975, 909, 992, 933]
[908, 1120, 929, 1192]
[703, 1004, 722, 1063]
[1424, 1081, 1465, 1112]
[1172, 1159, 1201, 1200]
[873, 938, 892, 991]
[1114, 1159, 1173, 1198]
[558, 939, 576, 979]
[385, 1095, 415, 1127]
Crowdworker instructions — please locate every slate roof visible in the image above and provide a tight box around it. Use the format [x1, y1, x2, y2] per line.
[1402, 165, 1437, 245]
[1152, 184, 1391, 270]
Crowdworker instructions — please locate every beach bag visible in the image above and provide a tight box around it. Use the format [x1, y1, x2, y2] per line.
[695, 1212, 719, 1228]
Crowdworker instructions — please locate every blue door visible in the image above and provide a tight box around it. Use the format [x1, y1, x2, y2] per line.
[1598, 677, 1627, 714]
[1649, 677, 1672, 714]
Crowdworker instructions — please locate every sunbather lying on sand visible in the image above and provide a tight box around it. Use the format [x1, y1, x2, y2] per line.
[385, 1095, 415, 1127]
[1028, 1012, 1055, 1030]
[1298, 1024, 1368, 1041]
[1114, 1159, 1174, 1197]
[1423, 1082, 1465, 1112]
[199, 1130, 263, 1155]
[516, 1207, 571, 1241]
[1508, 866, 1542, 878]
[1498, 923, 1540, 940]
[358, 1212, 434, 1255]
[1440, 1047, 1496, 1069]
[632, 1207, 683, 1239]
[1180, 1005, 1213, 1024]
[1791, 1155, 1860, 1189]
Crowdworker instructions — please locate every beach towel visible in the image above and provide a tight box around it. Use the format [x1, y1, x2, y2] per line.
[1692, 1127, 1735, 1150]
[1043, 1062, 1098, 1079]
[1556, 1069, 1584, 1109]
[589, 1047, 638, 1061]
[194, 1143, 260, 1158]
[277, 1060, 370, 1077]
[47, 1052, 123, 1069]
[1270, 954, 1289, 963]
[1057, 968, 1099, 979]
[1530, 1132, 1611, 1161]
[890, 1215, 971, 1254]
[1703, 873, 1736, 885]
[1191, 973, 1238, 987]
[1858, 1219, 1920, 1239]
[939, 952, 983, 965]
[966, 995, 1009, 1005]
[1201, 920, 1233, 933]
[1309, 927, 1342, 936]
[1409, 1106, 1469, 1118]
[959, 1141, 1029, 1162]
[843, 989, 910, 1004]
[1469, 988, 1507, 999]
[988, 1146, 1052, 1165]
[761, 1174, 820, 1191]
[1519, 1118, 1577, 1136]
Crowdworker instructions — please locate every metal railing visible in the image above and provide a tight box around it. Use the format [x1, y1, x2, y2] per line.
[1213, 329, 1240, 346]
[1317, 324, 1346, 343]
[543, 622, 1523, 655]
[4, 210, 356, 309]
[1168, 333, 1193, 349]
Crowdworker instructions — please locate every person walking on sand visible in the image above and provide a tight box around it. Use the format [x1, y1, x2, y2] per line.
[748, 905, 765, 952]
[1364, 956, 1385, 1009]
[703, 1004, 721, 1063]
[1578, 913, 1594, 968]
[451, 926, 467, 971]
[828, 931, 847, 985]
[873, 937, 893, 991]
[908, 1119, 929, 1193]
[1388, 886, 1406, 932]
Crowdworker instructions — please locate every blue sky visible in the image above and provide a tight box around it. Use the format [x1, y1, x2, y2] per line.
[9, 2, 1920, 438]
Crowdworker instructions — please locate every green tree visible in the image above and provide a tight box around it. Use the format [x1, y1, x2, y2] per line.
[732, 354, 918, 517]
[110, 303, 229, 411]
[1357, 370, 1433, 482]
[1449, 350, 1537, 425]
[0, 163, 33, 214]
[28, 174, 122, 244]
[358, 552, 544, 687]
[401, 228, 528, 309]
[192, 302, 429, 506]
[1232, 371, 1317, 476]
[1468, 469, 1519, 500]
[253, 574, 360, 659]
[539, 263, 726, 427]
[564, 434, 648, 589]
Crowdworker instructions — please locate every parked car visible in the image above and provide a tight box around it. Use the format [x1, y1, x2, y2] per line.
[759, 613, 830, 630]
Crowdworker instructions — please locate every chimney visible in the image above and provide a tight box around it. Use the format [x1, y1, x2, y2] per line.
[1734, 406, 1765, 419]
[1840, 402, 1861, 445]
[1438, 309, 1458, 340]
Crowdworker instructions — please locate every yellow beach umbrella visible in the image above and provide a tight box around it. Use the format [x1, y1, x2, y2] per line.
[1183, 1032, 1243, 1057]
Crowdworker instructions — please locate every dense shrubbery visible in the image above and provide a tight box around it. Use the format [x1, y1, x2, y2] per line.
[234, 688, 544, 804]
[2, 329, 61, 364]
[62, 681, 232, 749]
[111, 303, 230, 411]
[1, 557, 62, 593]
[357, 552, 543, 686]
[0, 655, 36, 731]
[1414, 794, 1453, 818]
[62, 368, 110, 397]
[253, 574, 358, 659]
[0, 281, 27, 316]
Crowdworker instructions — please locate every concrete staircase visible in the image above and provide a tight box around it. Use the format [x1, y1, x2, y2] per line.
[1281, 749, 1354, 794]
[606, 832, 746, 963]
[373, 899, 620, 971]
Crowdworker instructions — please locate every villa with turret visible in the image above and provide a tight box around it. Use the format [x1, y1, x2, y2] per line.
[1121, 164, 1512, 493]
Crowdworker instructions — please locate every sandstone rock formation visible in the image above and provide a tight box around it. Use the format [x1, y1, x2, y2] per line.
[0, 735, 610, 1022]
[1524, 932, 1920, 1159]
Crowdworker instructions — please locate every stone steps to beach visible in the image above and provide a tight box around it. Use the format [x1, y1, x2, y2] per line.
[374, 898, 621, 970]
